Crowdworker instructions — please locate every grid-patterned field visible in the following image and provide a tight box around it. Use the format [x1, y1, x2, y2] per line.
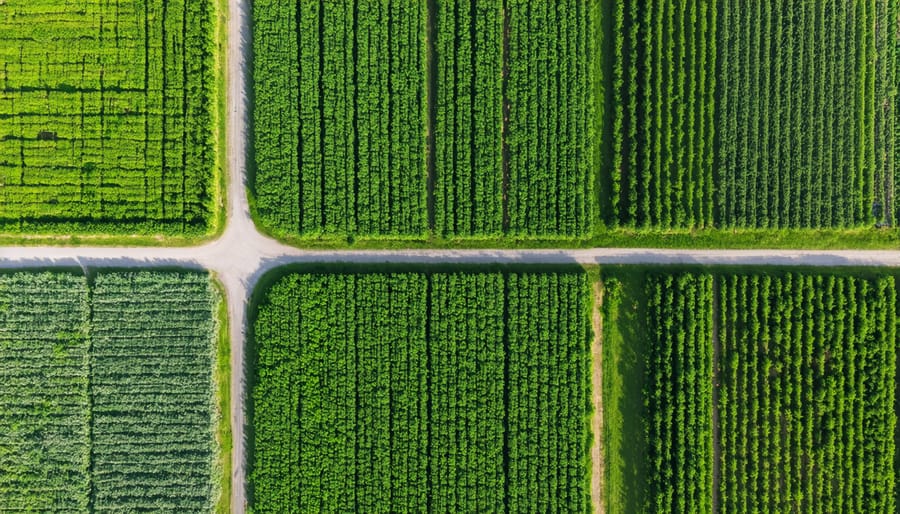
[0, 0, 217, 235]
[0, 271, 222, 512]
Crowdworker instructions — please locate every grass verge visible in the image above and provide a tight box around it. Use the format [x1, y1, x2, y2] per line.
[248, 222, 900, 250]
[211, 276, 232, 514]
[600, 267, 649, 514]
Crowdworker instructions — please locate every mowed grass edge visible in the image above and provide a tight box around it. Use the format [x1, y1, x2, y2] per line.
[211, 274, 232, 514]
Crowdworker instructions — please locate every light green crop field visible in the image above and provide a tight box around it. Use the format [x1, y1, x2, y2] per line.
[0, 0, 217, 236]
[0, 271, 225, 512]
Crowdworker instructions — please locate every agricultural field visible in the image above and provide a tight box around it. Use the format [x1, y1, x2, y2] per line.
[602, 268, 897, 513]
[0, 271, 224, 512]
[435, 0, 595, 237]
[252, 0, 595, 240]
[252, 0, 899, 244]
[249, 268, 592, 512]
[253, 1, 427, 236]
[605, 0, 899, 229]
[0, 0, 219, 236]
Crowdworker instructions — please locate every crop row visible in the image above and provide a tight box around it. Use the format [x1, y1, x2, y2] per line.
[716, 0, 881, 227]
[250, 270, 590, 512]
[0, 271, 220, 512]
[0, 273, 91, 511]
[433, 0, 503, 235]
[505, 0, 595, 236]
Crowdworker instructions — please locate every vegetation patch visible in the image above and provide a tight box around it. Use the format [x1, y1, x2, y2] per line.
[249, 268, 592, 512]
[0, 271, 223, 511]
[0, 0, 218, 236]
[251, 0, 596, 240]
[602, 267, 897, 513]
[605, 0, 898, 229]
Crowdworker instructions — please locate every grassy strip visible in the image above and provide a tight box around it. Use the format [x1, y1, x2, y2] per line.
[250, 223, 900, 250]
[211, 276, 232, 514]
[599, 268, 649, 514]
[209, 0, 229, 242]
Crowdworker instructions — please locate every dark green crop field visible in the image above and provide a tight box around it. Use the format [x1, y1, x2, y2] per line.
[251, 0, 596, 241]
[249, 268, 592, 512]
[605, 0, 899, 230]
[0, 0, 219, 236]
[252, 0, 899, 247]
[602, 268, 897, 513]
[0, 271, 224, 511]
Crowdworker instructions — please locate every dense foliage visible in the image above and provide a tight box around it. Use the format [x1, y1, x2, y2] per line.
[718, 274, 896, 512]
[250, 270, 591, 512]
[252, 0, 595, 239]
[603, 269, 898, 513]
[606, 0, 899, 229]
[644, 273, 713, 512]
[433, 0, 503, 236]
[0, 271, 221, 511]
[253, 0, 427, 236]
[0, 0, 217, 234]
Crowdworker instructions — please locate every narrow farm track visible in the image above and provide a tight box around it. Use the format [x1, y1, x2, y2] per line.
[0, 0, 896, 513]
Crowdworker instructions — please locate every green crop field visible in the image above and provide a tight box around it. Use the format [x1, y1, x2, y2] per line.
[0, 0, 218, 236]
[602, 268, 897, 513]
[252, 1, 427, 237]
[435, 0, 595, 237]
[251, 0, 899, 246]
[605, 0, 899, 229]
[249, 268, 592, 512]
[0, 271, 223, 511]
[251, 0, 595, 240]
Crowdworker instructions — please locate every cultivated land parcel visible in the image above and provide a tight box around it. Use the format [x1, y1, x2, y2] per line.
[603, 267, 897, 513]
[0, 271, 225, 511]
[251, 0, 899, 248]
[249, 268, 592, 512]
[0, 0, 219, 239]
